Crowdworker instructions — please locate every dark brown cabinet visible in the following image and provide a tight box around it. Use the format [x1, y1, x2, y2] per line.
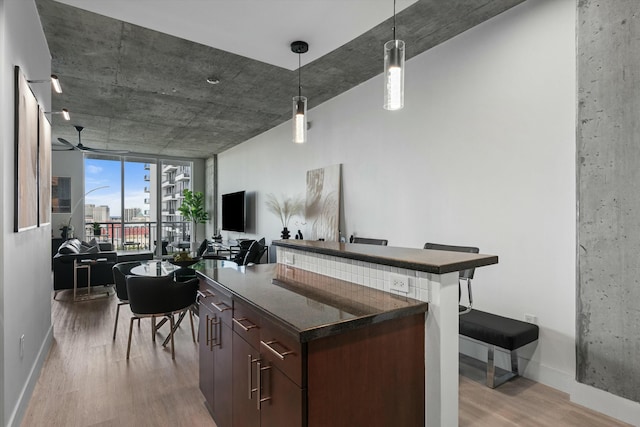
[231, 301, 304, 427]
[198, 281, 233, 427]
[232, 332, 260, 427]
[198, 299, 214, 407]
[259, 359, 304, 427]
[199, 276, 425, 427]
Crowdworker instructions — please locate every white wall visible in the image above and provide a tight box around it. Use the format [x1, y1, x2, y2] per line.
[1, 1, 54, 426]
[219, 0, 580, 401]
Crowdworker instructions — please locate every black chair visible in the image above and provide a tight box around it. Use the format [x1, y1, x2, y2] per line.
[125, 275, 198, 359]
[112, 261, 142, 340]
[350, 236, 388, 246]
[153, 240, 169, 255]
[196, 239, 209, 258]
[423, 242, 479, 314]
[241, 240, 267, 265]
[234, 238, 267, 266]
[231, 239, 255, 264]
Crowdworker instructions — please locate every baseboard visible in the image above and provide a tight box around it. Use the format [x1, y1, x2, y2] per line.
[571, 382, 640, 426]
[6, 324, 54, 427]
[459, 336, 639, 426]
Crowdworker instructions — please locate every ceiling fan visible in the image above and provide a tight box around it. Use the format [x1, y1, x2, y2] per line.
[53, 125, 130, 154]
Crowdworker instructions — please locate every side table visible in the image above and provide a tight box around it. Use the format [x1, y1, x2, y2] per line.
[73, 258, 112, 302]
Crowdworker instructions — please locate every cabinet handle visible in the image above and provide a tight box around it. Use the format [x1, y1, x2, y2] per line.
[248, 355, 259, 400]
[212, 317, 221, 348]
[260, 340, 294, 361]
[211, 301, 231, 312]
[205, 314, 211, 347]
[233, 317, 258, 332]
[256, 361, 271, 410]
[196, 289, 214, 301]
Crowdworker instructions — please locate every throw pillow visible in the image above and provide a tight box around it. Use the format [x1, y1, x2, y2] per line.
[85, 244, 100, 254]
[58, 243, 79, 255]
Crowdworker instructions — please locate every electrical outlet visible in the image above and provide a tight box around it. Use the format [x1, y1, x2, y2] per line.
[284, 253, 295, 265]
[20, 334, 25, 359]
[389, 273, 409, 293]
[524, 314, 537, 324]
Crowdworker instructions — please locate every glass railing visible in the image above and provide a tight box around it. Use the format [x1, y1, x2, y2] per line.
[83, 221, 191, 254]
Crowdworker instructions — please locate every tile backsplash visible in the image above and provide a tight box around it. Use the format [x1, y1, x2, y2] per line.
[276, 247, 430, 302]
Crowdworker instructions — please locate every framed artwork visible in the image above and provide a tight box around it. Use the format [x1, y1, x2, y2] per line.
[52, 177, 71, 214]
[38, 108, 52, 226]
[14, 66, 39, 232]
[305, 164, 341, 241]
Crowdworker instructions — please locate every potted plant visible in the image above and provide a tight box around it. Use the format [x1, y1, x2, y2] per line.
[265, 193, 304, 239]
[177, 189, 209, 252]
[93, 222, 101, 236]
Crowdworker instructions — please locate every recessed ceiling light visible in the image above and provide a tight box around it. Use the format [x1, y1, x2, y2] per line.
[206, 77, 220, 85]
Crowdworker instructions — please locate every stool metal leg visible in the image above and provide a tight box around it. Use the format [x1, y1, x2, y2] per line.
[486, 345, 518, 388]
[510, 350, 519, 375]
[487, 345, 496, 388]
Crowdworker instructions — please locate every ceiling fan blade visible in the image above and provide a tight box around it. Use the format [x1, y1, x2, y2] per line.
[52, 146, 75, 151]
[57, 137, 77, 149]
[82, 146, 130, 154]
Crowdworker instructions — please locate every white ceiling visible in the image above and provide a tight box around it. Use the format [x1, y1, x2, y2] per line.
[54, 0, 418, 70]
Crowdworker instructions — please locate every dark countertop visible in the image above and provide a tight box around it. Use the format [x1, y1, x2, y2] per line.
[273, 240, 498, 275]
[195, 260, 428, 343]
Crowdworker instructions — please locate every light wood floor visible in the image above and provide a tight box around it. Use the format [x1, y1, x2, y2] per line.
[21, 288, 631, 427]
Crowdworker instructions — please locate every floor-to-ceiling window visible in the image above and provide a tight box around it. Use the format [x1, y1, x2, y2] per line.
[84, 154, 192, 254]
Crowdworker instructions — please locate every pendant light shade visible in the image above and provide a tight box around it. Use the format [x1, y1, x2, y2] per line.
[384, 40, 405, 110]
[383, 0, 405, 111]
[293, 96, 307, 143]
[291, 41, 309, 144]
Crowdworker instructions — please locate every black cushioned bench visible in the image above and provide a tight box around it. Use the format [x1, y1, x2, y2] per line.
[459, 309, 539, 388]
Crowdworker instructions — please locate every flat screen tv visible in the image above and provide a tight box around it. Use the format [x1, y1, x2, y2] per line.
[221, 191, 246, 232]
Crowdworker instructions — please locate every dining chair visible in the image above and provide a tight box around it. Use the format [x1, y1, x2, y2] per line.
[112, 261, 142, 340]
[423, 242, 479, 314]
[125, 275, 198, 359]
[350, 236, 388, 246]
[241, 239, 268, 265]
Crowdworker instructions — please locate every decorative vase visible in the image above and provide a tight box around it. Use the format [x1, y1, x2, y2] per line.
[281, 227, 290, 239]
[61, 226, 69, 240]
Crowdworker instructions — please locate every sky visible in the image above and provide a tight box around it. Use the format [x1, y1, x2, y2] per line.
[84, 158, 148, 217]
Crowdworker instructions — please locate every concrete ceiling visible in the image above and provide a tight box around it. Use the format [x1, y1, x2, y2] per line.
[36, 0, 525, 159]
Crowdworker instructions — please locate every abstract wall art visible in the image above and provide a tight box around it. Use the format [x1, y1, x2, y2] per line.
[38, 107, 51, 226]
[305, 164, 341, 241]
[14, 66, 39, 232]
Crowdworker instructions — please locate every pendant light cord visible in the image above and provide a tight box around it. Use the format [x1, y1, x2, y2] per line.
[393, 0, 397, 40]
[298, 53, 302, 98]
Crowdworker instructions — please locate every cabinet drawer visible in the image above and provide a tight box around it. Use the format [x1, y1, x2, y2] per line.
[260, 317, 304, 387]
[199, 280, 233, 326]
[232, 299, 261, 349]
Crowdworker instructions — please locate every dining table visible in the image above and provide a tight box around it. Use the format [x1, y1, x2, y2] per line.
[128, 259, 239, 346]
[130, 260, 180, 277]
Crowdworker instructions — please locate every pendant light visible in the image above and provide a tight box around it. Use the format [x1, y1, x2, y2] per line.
[383, 0, 405, 110]
[291, 41, 309, 144]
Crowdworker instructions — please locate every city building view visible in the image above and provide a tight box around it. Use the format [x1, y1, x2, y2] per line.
[83, 156, 192, 253]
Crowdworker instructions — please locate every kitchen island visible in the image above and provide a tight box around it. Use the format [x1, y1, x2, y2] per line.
[196, 241, 497, 427]
[196, 261, 428, 427]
